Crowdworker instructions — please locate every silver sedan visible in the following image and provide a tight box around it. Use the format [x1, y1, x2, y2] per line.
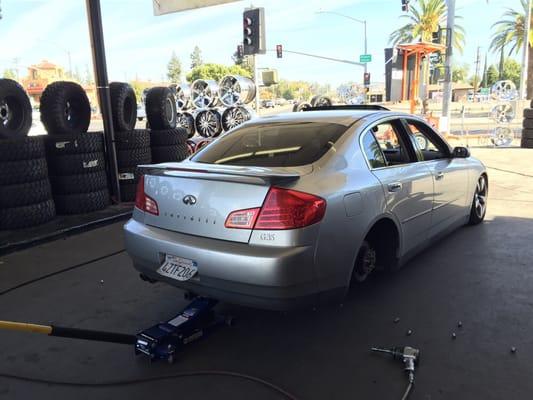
[124, 109, 487, 310]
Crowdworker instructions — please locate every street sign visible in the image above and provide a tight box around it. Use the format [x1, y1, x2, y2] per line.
[480, 88, 490, 95]
[359, 54, 372, 63]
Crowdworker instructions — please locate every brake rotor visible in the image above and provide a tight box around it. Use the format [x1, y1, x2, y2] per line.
[218, 75, 256, 107]
[491, 126, 514, 147]
[490, 103, 515, 124]
[191, 79, 219, 109]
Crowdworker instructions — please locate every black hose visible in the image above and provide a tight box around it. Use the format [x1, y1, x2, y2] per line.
[0, 249, 126, 297]
[0, 371, 300, 400]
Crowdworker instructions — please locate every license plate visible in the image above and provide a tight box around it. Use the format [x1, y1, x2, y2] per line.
[157, 255, 198, 282]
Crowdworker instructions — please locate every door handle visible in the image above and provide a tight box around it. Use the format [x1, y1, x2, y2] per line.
[435, 172, 445, 180]
[387, 182, 403, 192]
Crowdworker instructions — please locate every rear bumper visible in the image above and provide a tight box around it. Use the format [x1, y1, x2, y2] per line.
[124, 219, 328, 310]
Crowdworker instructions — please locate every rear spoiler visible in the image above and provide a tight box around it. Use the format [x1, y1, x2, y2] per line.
[138, 162, 303, 185]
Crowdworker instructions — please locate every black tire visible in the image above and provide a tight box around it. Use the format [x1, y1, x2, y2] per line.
[521, 137, 533, 148]
[145, 87, 177, 130]
[0, 199, 56, 230]
[114, 129, 150, 150]
[0, 136, 45, 162]
[117, 147, 151, 168]
[522, 128, 533, 140]
[44, 132, 104, 155]
[523, 119, 533, 129]
[292, 101, 312, 112]
[0, 158, 48, 185]
[150, 128, 188, 146]
[351, 241, 377, 284]
[40, 81, 91, 135]
[176, 112, 196, 138]
[468, 175, 488, 225]
[151, 144, 189, 163]
[48, 152, 105, 176]
[523, 108, 533, 119]
[50, 170, 108, 195]
[54, 189, 110, 215]
[195, 109, 222, 138]
[0, 179, 52, 208]
[0, 78, 33, 139]
[110, 82, 137, 131]
[120, 182, 138, 202]
[310, 95, 320, 107]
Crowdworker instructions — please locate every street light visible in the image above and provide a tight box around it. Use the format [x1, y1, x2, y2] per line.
[315, 10, 368, 78]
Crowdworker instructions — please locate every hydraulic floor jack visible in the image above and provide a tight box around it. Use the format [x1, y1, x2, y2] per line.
[0, 296, 231, 364]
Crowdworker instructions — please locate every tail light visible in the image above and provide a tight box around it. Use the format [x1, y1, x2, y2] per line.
[134, 175, 159, 215]
[225, 187, 326, 230]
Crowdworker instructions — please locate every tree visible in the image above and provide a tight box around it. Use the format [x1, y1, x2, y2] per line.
[130, 80, 150, 101]
[501, 58, 522, 88]
[2, 69, 16, 80]
[485, 65, 499, 86]
[186, 63, 252, 83]
[389, 0, 465, 53]
[190, 46, 203, 69]
[452, 64, 469, 83]
[167, 51, 182, 83]
[232, 50, 253, 74]
[489, 0, 533, 96]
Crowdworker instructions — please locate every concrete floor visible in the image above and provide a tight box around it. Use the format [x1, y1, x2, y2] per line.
[0, 148, 532, 399]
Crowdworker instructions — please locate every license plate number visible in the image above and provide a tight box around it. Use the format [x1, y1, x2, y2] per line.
[157, 255, 198, 281]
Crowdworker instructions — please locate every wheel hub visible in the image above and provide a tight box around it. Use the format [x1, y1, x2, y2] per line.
[0, 102, 9, 124]
[474, 177, 487, 218]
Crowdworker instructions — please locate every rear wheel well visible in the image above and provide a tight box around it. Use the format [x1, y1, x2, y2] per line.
[364, 218, 400, 271]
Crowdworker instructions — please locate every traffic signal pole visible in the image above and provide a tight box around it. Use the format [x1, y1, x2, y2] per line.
[442, 0, 455, 135]
[253, 54, 260, 114]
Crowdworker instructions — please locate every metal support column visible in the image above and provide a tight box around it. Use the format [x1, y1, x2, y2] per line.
[442, 0, 455, 135]
[85, 0, 121, 202]
[253, 54, 260, 114]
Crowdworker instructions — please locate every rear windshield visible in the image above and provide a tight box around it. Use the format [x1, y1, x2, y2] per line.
[191, 122, 348, 167]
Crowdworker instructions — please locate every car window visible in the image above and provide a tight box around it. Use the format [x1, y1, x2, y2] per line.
[405, 120, 450, 161]
[361, 131, 387, 169]
[370, 121, 412, 166]
[191, 122, 348, 167]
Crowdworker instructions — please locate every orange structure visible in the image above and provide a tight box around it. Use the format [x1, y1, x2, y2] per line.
[396, 42, 446, 113]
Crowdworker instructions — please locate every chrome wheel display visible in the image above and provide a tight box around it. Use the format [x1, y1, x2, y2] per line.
[490, 103, 515, 124]
[195, 109, 222, 137]
[491, 126, 514, 147]
[191, 79, 219, 109]
[218, 75, 256, 107]
[176, 111, 195, 138]
[221, 106, 251, 131]
[175, 83, 192, 110]
[491, 80, 518, 101]
[414, 134, 429, 150]
[474, 176, 488, 219]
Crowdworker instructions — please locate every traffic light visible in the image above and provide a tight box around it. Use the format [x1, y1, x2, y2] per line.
[364, 72, 371, 86]
[432, 27, 442, 44]
[276, 44, 282, 58]
[237, 44, 244, 58]
[243, 7, 266, 56]
[401, 0, 409, 12]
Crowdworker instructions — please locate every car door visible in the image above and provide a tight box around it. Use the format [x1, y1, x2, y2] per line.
[360, 119, 434, 256]
[402, 118, 470, 235]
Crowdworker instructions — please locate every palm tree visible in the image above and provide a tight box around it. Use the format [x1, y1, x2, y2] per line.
[489, 0, 533, 96]
[389, 0, 465, 53]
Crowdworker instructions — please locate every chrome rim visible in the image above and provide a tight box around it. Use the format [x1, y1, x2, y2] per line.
[175, 83, 191, 110]
[474, 176, 487, 219]
[223, 107, 246, 130]
[191, 80, 219, 109]
[197, 110, 219, 137]
[0, 101, 9, 126]
[414, 134, 429, 150]
[354, 246, 376, 282]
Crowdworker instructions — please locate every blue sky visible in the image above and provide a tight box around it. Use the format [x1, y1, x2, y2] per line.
[0, 0, 522, 87]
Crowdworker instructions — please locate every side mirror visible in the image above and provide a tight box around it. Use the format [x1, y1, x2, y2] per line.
[452, 146, 470, 158]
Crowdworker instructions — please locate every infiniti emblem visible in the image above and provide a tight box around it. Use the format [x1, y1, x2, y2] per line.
[183, 195, 197, 205]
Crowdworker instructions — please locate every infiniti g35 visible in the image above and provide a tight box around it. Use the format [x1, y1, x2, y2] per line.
[124, 109, 488, 310]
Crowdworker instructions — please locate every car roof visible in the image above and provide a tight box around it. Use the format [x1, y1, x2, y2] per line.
[251, 109, 416, 127]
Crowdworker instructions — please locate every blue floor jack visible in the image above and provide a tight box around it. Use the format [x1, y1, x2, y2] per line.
[0, 296, 231, 364]
[135, 297, 232, 364]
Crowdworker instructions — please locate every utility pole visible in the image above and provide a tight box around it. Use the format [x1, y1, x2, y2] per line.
[473, 46, 480, 94]
[519, 0, 532, 99]
[442, 0, 455, 135]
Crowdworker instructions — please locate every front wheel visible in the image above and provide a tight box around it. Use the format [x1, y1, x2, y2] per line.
[468, 175, 488, 225]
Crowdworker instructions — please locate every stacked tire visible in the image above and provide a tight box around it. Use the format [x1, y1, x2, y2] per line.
[109, 82, 149, 202]
[145, 87, 189, 164]
[521, 107, 533, 148]
[41, 81, 110, 214]
[0, 78, 56, 230]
